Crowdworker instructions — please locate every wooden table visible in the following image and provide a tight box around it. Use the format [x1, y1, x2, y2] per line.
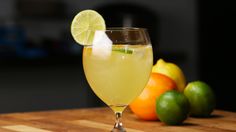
[0, 107, 235, 132]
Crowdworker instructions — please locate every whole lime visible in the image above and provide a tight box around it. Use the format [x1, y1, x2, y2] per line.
[184, 81, 216, 117]
[156, 90, 190, 125]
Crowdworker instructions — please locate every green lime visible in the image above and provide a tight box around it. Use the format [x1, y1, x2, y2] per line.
[156, 90, 189, 125]
[184, 81, 215, 117]
[71, 10, 106, 45]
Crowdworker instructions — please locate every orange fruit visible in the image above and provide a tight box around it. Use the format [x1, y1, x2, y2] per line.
[129, 73, 176, 120]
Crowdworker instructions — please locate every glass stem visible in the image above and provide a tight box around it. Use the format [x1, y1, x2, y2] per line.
[111, 112, 126, 132]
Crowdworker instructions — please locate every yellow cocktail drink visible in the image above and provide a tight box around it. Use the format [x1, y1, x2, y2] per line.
[83, 45, 153, 112]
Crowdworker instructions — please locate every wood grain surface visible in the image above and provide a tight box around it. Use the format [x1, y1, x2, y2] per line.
[0, 107, 235, 132]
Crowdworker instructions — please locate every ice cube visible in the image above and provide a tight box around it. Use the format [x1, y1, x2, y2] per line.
[92, 31, 112, 59]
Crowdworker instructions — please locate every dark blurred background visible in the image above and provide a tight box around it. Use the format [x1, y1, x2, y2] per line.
[0, 0, 235, 113]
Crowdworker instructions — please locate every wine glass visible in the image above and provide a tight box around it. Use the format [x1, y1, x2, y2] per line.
[83, 27, 153, 131]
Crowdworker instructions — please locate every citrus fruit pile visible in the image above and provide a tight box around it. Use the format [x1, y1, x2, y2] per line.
[130, 59, 216, 125]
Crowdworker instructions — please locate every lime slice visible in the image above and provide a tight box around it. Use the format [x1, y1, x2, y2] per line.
[71, 10, 106, 45]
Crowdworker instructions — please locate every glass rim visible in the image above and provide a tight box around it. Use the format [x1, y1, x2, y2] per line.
[90, 27, 147, 31]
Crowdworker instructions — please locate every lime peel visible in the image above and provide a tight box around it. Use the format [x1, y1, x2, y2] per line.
[112, 48, 133, 54]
